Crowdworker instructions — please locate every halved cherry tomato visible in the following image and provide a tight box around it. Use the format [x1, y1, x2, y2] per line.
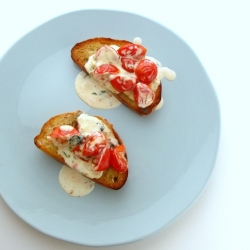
[117, 44, 147, 60]
[93, 64, 120, 82]
[49, 126, 79, 144]
[72, 144, 90, 162]
[92, 146, 111, 171]
[72, 144, 81, 155]
[134, 82, 155, 108]
[94, 64, 120, 75]
[94, 45, 119, 61]
[120, 57, 138, 73]
[82, 131, 107, 156]
[110, 145, 128, 173]
[134, 59, 158, 84]
[110, 75, 137, 92]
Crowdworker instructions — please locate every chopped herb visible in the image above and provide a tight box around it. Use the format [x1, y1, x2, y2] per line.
[96, 122, 104, 132]
[92, 92, 97, 95]
[62, 151, 70, 158]
[69, 135, 83, 145]
[100, 90, 106, 94]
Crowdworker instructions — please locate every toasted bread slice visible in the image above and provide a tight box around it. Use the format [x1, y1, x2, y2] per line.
[71, 37, 162, 116]
[34, 110, 128, 190]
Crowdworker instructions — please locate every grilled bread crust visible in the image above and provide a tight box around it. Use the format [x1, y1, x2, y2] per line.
[34, 110, 128, 190]
[71, 37, 162, 115]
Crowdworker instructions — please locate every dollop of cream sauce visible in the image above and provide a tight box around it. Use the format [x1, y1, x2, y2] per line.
[155, 98, 164, 110]
[133, 37, 143, 45]
[74, 37, 176, 111]
[59, 165, 95, 197]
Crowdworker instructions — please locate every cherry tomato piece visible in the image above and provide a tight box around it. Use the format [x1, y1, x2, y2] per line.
[134, 59, 158, 84]
[93, 64, 120, 82]
[82, 131, 107, 157]
[110, 145, 128, 173]
[134, 82, 155, 108]
[110, 75, 137, 92]
[94, 64, 120, 75]
[72, 144, 81, 154]
[120, 57, 138, 73]
[72, 144, 90, 162]
[94, 45, 118, 60]
[117, 44, 147, 60]
[49, 126, 79, 144]
[92, 146, 111, 171]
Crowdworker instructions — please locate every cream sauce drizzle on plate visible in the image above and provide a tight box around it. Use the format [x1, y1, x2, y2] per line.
[59, 165, 95, 197]
[75, 71, 121, 109]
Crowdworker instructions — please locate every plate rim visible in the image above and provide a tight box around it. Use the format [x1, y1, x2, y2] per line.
[0, 9, 221, 247]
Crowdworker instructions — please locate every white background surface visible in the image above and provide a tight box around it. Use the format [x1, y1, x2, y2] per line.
[0, 0, 249, 249]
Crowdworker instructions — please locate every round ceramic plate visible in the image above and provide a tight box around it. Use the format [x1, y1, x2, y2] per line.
[0, 10, 220, 246]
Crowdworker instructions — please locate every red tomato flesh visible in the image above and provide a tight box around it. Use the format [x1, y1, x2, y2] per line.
[134, 59, 158, 84]
[49, 126, 79, 144]
[93, 64, 120, 82]
[110, 145, 128, 173]
[117, 44, 147, 60]
[134, 82, 155, 108]
[92, 146, 111, 171]
[82, 131, 107, 157]
[110, 75, 137, 92]
[94, 64, 120, 75]
[72, 144, 90, 162]
[120, 57, 138, 73]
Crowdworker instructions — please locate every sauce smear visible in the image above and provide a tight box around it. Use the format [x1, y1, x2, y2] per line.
[59, 165, 95, 197]
[75, 71, 121, 109]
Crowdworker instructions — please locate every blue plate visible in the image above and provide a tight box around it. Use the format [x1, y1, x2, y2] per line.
[0, 10, 220, 246]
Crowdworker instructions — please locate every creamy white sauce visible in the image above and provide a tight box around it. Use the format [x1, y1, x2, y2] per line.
[158, 67, 176, 81]
[75, 71, 121, 109]
[155, 98, 164, 110]
[133, 37, 142, 45]
[146, 56, 176, 81]
[59, 165, 95, 197]
[57, 146, 102, 179]
[77, 113, 118, 146]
